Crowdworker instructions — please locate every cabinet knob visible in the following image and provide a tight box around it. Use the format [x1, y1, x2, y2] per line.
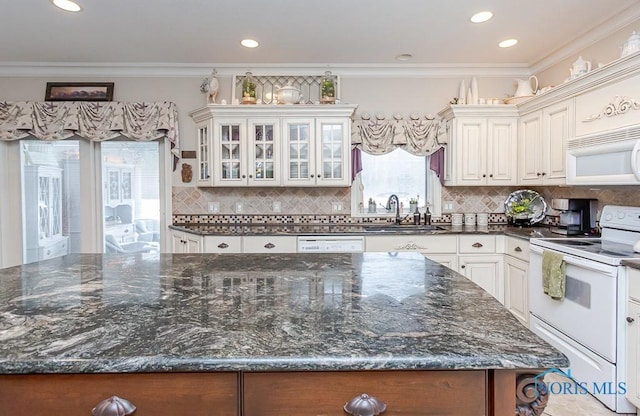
[310, 174, 315, 178]
[482, 174, 486, 178]
[249, 174, 253, 178]
[264, 242, 276, 249]
[124, 229, 129, 233]
[92, 396, 136, 416]
[242, 174, 246, 179]
[489, 174, 494, 178]
[541, 172, 547, 176]
[344, 393, 387, 415]
[472, 242, 483, 248]
[514, 246, 523, 252]
[461, 264, 466, 269]
[217, 243, 229, 249]
[536, 172, 542, 176]
[627, 316, 635, 323]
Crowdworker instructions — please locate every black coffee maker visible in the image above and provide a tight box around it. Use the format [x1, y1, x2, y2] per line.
[550, 198, 598, 235]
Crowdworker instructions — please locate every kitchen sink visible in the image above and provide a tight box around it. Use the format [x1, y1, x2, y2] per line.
[362, 224, 446, 233]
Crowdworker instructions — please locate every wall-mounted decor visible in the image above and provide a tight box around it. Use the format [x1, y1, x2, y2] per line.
[45, 82, 114, 102]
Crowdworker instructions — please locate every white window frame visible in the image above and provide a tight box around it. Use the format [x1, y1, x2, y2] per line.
[350, 152, 442, 219]
[0, 137, 172, 267]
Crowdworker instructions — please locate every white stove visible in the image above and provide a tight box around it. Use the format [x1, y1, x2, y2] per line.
[529, 205, 640, 413]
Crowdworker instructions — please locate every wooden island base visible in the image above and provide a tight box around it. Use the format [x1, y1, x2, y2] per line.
[0, 369, 548, 416]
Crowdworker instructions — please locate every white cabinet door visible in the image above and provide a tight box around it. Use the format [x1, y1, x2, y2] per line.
[195, 120, 213, 186]
[459, 255, 504, 304]
[171, 230, 202, 253]
[425, 254, 459, 270]
[315, 118, 351, 186]
[283, 118, 315, 186]
[487, 118, 517, 185]
[247, 118, 280, 186]
[518, 111, 543, 184]
[213, 118, 247, 186]
[542, 99, 572, 184]
[627, 267, 640, 408]
[456, 118, 487, 185]
[505, 256, 529, 325]
[203, 236, 242, 253]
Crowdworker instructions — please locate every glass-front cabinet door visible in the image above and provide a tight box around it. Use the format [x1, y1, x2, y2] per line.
[283, 118, 314, 186]
[248, 119, 279, 186]
[315, 118, 350, 186]
[195, 120, 213, 186]
[213, 119, 246, 186]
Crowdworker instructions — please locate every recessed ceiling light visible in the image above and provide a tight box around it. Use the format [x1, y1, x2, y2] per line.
[498, 38, 518, 48]
[51, 0, 82, 12]
[470, 11, 493, 23]
[395, 53, 413, 61]
[241, 39, 259, 48]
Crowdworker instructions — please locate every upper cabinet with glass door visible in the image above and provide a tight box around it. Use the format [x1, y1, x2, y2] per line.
[188, 105, 357, 187]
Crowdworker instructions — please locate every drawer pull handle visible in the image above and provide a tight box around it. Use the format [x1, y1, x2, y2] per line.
[124, 229, 129, 233]
[514, 246, 523, 252]
[627, 316, 635, 323]
[344, 393, 387, 415]
[217, 243, 229, 249]
[472, 242, 483, 248]
[92, 396, 136, 416]
[264, 242, 276, 249]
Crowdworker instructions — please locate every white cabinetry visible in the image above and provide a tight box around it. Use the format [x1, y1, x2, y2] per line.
[104, 164, 134, 207]
[242, 236, 297, 253]
[518, 99, 573, 185]
[365, 235, 458, 267]
[458, 235, 504, 303]
[189, 105, 357, 187]
[504, 237, 530, 325]
[438, 105, 518, 186]
[171, 230, 202, 253]
[202, 236, 242, 253]
[626, 267, 640, 409]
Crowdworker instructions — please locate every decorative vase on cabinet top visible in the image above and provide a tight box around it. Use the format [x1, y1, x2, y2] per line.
[513, 75, 538, 97]
[569, 56, 591, 79]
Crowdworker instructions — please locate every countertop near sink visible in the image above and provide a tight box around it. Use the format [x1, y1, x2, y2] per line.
[170, 223, 560, 240]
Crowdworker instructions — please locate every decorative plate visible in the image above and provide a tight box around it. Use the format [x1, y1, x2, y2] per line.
[504, 189, 547, 226]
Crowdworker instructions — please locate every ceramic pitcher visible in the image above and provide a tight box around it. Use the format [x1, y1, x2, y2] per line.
[514, 75, 538, 97]
[570, 56, 591, 78]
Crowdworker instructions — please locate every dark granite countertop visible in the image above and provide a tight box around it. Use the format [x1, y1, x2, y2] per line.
[623, 259, 640, 270]
[170, 223, 558, 240]
[0, 253, 567, 374]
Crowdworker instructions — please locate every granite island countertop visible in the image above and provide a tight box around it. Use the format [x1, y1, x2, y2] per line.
[0, 252, 568, 374]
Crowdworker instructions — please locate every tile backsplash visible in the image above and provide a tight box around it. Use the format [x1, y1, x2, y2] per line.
[173, 185, 640, 223]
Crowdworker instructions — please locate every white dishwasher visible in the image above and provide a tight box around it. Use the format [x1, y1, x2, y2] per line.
[297, 236, 364, 253]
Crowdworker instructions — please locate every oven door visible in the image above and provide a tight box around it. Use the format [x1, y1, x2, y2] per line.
[529, 244, 618, 362]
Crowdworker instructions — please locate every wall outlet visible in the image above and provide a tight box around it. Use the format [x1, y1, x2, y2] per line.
[208, 202, 219, 213]
[273, 201, 281, 212]
[443, 201, 454, 212]
[235, 202, 243, 213]
[332, 202, 343, 212]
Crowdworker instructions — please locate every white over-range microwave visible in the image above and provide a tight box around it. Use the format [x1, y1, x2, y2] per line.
[566, 125, 640, 185]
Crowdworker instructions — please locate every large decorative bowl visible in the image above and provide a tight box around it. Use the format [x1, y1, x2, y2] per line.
[276, 85, 302, 105]
[504, 189, 547, 226]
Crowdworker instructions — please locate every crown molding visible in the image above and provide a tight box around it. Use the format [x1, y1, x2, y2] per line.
[0, 62, 531, 79]
[529, 2, 640, 74]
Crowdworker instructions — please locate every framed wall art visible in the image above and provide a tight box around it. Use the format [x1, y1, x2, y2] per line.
[45, 82, 114, 101]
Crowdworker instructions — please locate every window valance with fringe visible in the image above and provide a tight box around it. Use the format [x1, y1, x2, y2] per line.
[351, 112, 445, 156]
[0, 101, 180, 169]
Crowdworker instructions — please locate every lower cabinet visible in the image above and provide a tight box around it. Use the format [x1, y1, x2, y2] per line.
[365, 235, 458, 256]
[243, 370, 486, 416]
[627, 267, 640, 408]
[203, 235, 242, 253]
[458, 235, 504, 304]
[171, 230, 203, 253]
[504, 237, 530, 325]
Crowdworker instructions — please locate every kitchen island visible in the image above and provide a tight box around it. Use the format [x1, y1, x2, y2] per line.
[0, 252, 567, 415]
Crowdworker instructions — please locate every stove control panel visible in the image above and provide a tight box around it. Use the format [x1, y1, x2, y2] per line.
[600, 205, 640, 232]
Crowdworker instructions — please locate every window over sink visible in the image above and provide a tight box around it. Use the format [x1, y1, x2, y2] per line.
[351, 149, 442, 218]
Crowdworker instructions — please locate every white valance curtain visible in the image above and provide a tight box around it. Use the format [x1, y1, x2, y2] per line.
[351, 113, 445, 156]
[0, 101, 180, 168]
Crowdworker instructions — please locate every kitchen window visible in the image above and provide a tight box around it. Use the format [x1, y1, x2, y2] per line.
[351, 149, 442, 218]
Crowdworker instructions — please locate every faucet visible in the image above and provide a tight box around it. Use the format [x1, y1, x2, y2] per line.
[386, 194, 401, 224]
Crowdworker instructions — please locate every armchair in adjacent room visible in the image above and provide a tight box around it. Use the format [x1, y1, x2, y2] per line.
[134, 219, 160, 243]
[105, 234, 158, 254]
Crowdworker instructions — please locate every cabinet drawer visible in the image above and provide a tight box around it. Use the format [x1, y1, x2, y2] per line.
[203, 236, 242, 253]
[105, 223, 135, 243]
[0, 372, 238, 416]
[629, 268, 640, 302]
[244, 370, 486, 416]
[365, 235, 457, 253]
[41, 237, 69, 260]
[243, 236, 297, 253]
[506, 237, 530, 262]
[459, 235, 496, 253]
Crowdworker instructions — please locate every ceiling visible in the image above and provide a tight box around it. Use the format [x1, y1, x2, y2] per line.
[1, 0, 639, 75]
